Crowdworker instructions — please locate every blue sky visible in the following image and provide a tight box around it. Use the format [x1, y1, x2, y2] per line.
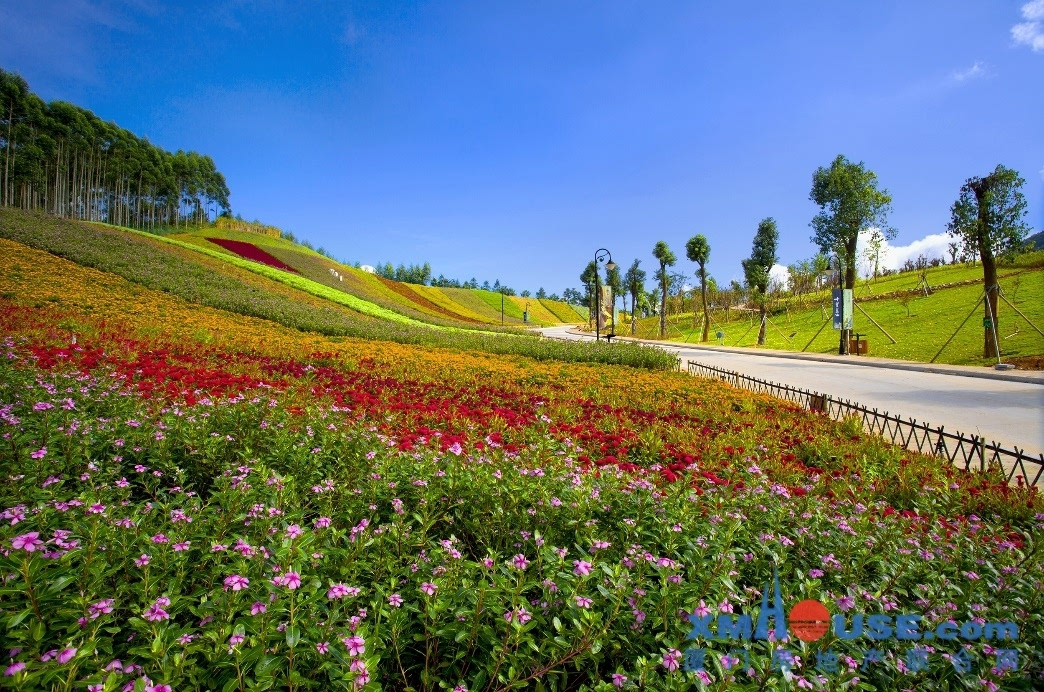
[2, 1, 1042, 295]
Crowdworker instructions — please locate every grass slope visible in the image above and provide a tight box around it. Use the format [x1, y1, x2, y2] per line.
[633, 264, 1044, 366]
[404, 283, 496, 324]
[539, 298, 585, 324]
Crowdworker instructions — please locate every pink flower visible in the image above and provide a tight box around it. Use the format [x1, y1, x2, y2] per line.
[229, 634, 244, 647]
[837, 595, 856, 612]
[4, 662, 25, 676]
[30, 447, 47, 459]
[612, 673, 627, 688]
[316, 641, 329, 654]
[151, 534, 169, 544]
[172, 541, 190, 552]
[343, 635, 366, 656]
[283, 572, 302, 589]
[573, 560, 592, 576]
[285, 524, 303, 539]
[511, 554, 529, 570]
[146, 685, 172, 692]
[135, 554, 151, 568]
[388, 593, 403, 607]
[11, 532, 44, 552]
[482, 557, 494, 569]
[313, 516, 331, 528]
[250, 601, 267, 616]
[224, 575, 250, 592]
[420, 582, 437, 596]
[88, 598, 115, 619]
[662, 648, 681, 672]
[143, 604, 169, 622]
[57, 648, 77, 664]
[88, 503, 106, 514]
[575, 596, 593, 608]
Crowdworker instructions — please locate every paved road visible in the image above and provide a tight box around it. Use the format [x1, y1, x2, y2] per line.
[537, 325, 1044, 458]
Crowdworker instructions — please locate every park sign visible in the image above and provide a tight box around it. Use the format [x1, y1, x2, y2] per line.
[832, 289, 853, 330]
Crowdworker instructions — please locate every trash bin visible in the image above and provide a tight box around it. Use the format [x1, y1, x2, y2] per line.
[523, 311, 529, 323]
[849, 335, 868, 355]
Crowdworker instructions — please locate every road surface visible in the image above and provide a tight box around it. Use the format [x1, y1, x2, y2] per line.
[537, 325, 1044, 459]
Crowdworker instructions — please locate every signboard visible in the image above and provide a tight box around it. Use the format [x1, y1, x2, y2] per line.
[598, 285, 613, 332]
[832, 289, 852, 330]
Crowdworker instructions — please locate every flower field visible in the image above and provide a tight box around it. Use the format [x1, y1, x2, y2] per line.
[1, 221, 1042, 690]
[0, 212, 673, 370]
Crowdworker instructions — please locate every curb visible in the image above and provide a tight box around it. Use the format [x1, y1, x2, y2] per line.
[561, 329, 1044, 386]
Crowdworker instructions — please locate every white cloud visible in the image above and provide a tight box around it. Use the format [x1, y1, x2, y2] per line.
[951, 61, 986, 82]
[856, 229, 952, 274]
[769, 264, 791, 291]
[1012, 0, 1044, 52]
[1023, 0, 1044, 19]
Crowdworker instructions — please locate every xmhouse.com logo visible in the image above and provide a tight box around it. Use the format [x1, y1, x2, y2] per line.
[681, 571, 1022, 679]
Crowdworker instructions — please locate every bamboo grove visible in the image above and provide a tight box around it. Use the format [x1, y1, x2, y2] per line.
[0, 69, 230, 228]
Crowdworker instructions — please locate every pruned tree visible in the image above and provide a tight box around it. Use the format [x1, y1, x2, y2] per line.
[810, 154, 894, 354]
[741, 218, 778, 345]
[686, 234, 711, 342]
[624, 259, 646, 335]
[947, 164, 1030, 358]
[652, 241, 676, 339]
[580, 261, 598, 328]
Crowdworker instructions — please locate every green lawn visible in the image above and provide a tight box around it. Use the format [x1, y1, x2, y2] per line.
[636, 266, 1044, 366]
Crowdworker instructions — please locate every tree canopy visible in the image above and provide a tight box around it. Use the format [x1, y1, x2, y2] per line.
[809, 154, 893, 292]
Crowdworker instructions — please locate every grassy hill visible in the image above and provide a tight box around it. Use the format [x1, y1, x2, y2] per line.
[165, 226, 584, 328]
[631, 256, 1044, 367]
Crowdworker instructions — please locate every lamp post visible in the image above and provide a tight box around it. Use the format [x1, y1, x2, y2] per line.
[593, 248, 617, 342]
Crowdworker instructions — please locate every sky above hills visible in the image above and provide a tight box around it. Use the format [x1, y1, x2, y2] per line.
[2, 1, 1042, 295]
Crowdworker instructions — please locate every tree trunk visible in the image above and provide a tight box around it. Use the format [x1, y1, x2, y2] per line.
[659, 264, 667, 339]
[700, 265, 709, 342]
[971, 183, 999, 359]
[839, 240, 857, 355]
[757, 299, 767, 345]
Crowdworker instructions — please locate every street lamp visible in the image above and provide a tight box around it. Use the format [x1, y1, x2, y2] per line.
[593, 248, 617, 342]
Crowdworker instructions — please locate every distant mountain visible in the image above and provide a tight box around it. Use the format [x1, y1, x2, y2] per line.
[1026, 230, 1044, 251]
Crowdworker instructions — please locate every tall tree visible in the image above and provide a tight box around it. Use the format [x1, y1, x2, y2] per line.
[810, 154, 893, 354]
[652, 241, 676, 339]
[741, 218, 778, 346]
[685, 234, 711, 342]
[947, 165, 1030, 358]
[624, 259, 646, 335]
[580, 261, 598, 329]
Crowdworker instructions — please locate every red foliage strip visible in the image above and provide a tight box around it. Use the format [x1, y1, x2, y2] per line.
[205, 238, 299, 273]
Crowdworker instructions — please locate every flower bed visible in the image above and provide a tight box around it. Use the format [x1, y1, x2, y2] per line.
[1, 288, 1041, 690]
